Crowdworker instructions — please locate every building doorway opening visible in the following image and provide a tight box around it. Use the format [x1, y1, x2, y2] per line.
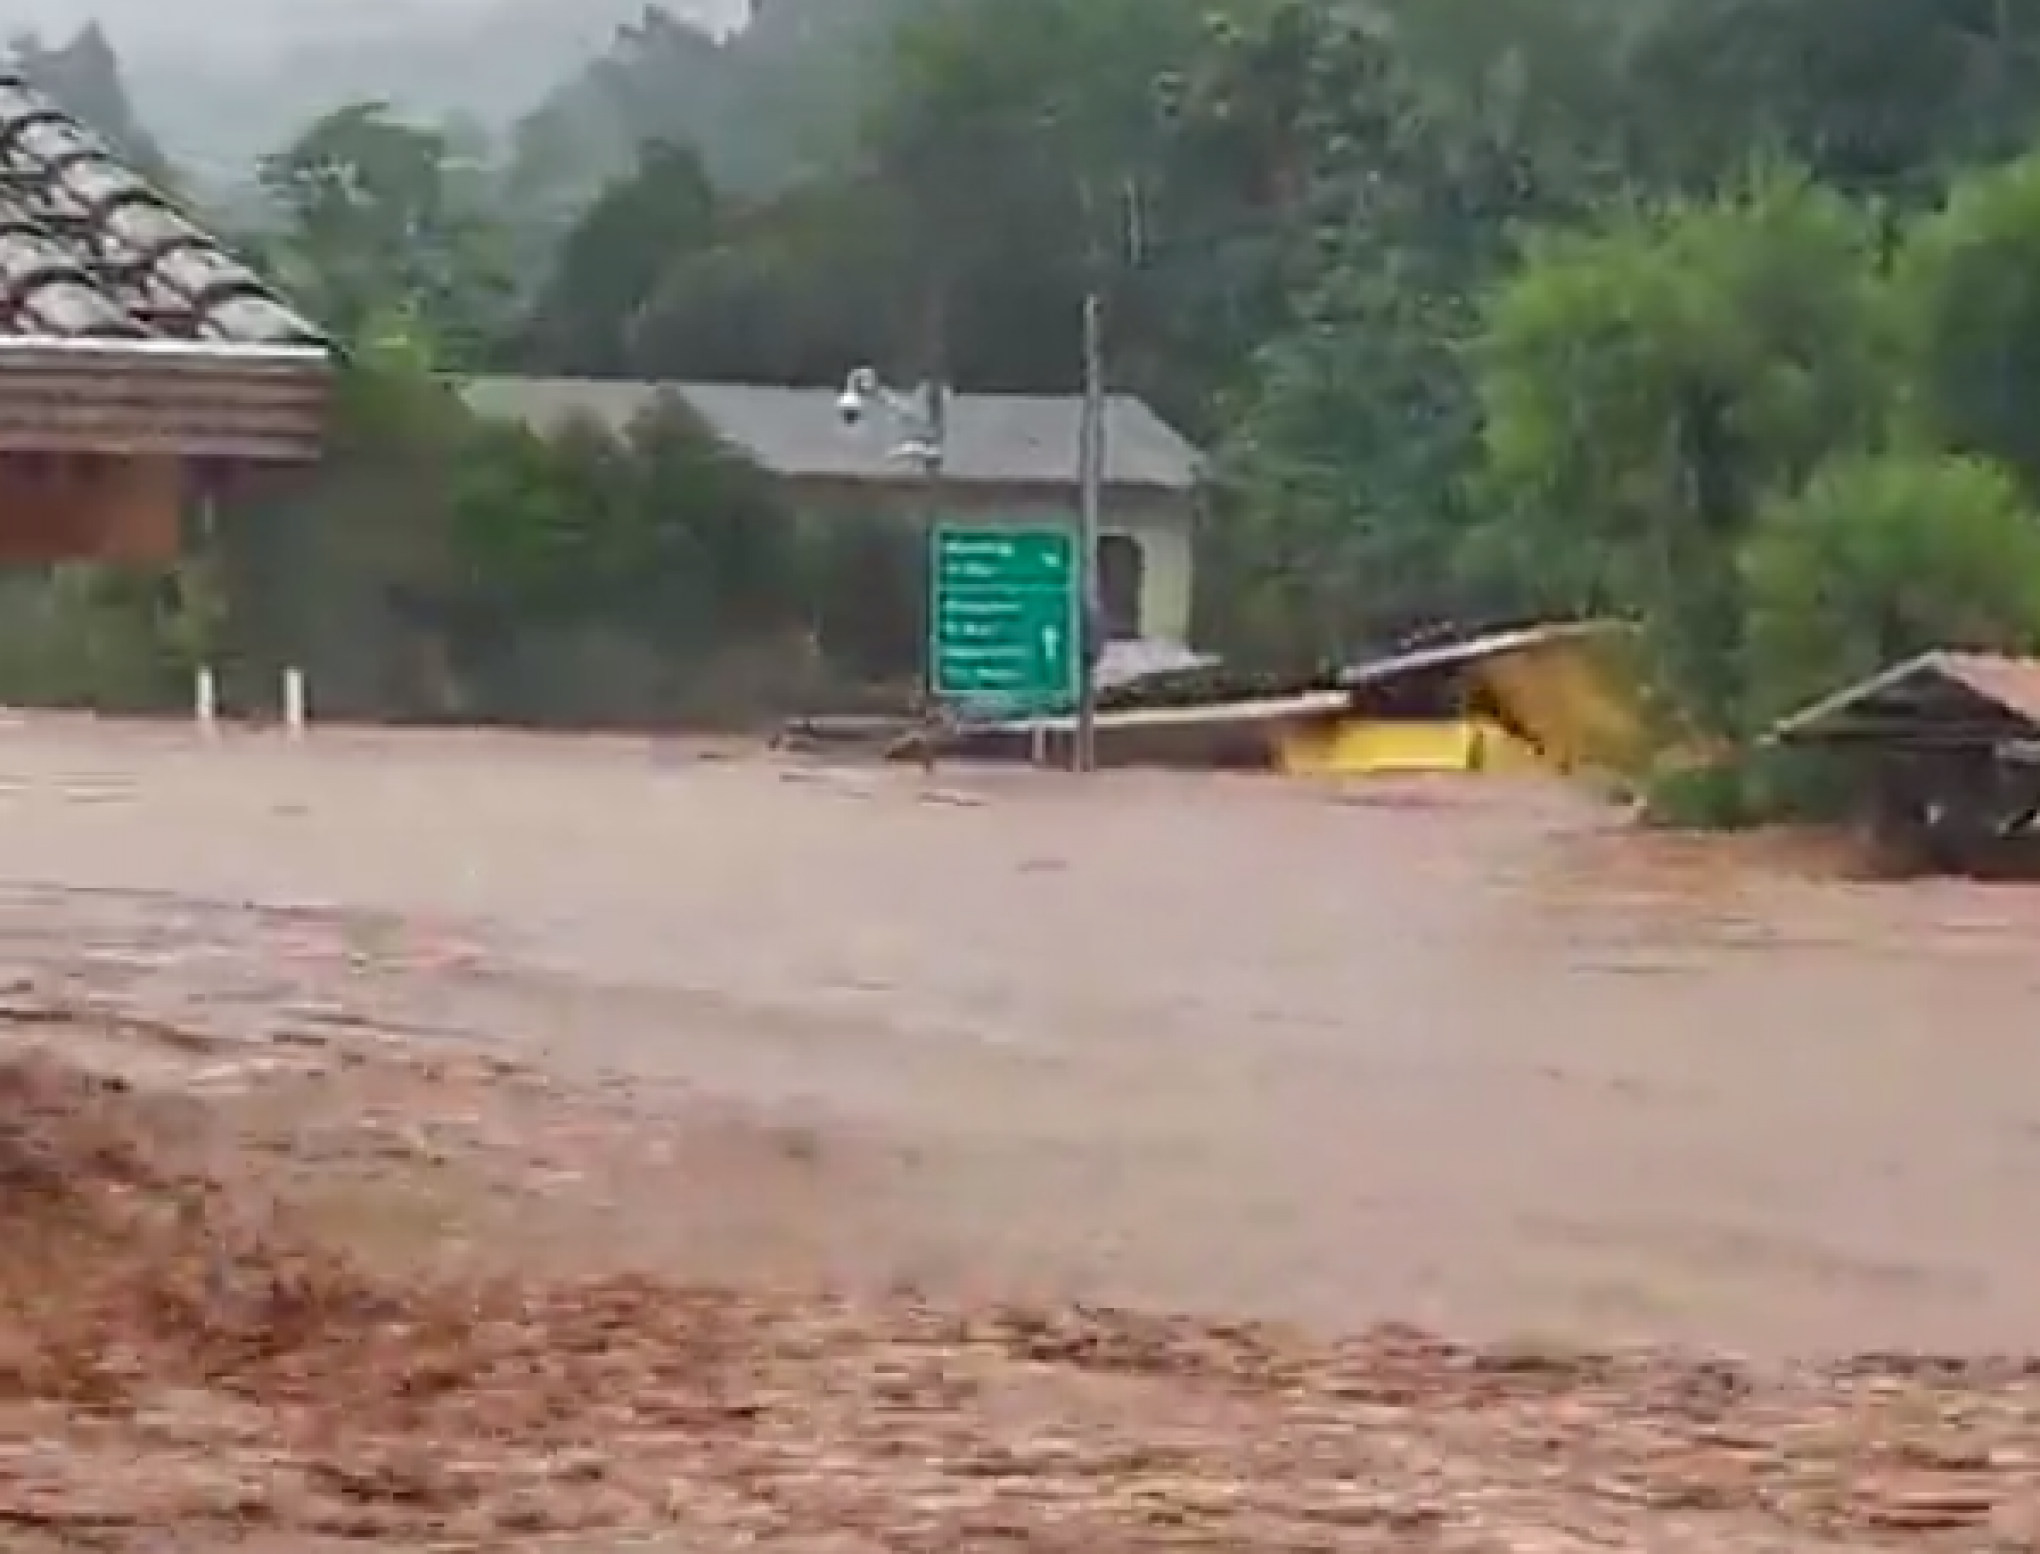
[1096, 532, 1144, 640]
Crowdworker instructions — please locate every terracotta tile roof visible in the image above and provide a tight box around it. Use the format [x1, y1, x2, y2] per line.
[1929, 651, 2040, 728]
[1767, 649, 2040, 744]
[0, 73, 323, 348]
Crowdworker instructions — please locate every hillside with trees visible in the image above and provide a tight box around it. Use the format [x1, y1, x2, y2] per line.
[11, 0, 2040, 818]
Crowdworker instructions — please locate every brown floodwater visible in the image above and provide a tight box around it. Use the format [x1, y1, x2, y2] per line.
[1, 715, 2037, 1357]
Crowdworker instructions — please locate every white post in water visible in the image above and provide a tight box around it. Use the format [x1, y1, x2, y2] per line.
[194, 666, 218, 732]
[282, 667, 306, 734]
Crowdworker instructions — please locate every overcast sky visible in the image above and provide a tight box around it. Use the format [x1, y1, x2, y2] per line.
[8, 0, 746, 58]
[9, 0, 752, 170]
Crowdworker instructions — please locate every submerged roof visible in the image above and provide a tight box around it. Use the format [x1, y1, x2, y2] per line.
[1767, 650, 2040, 746]
[1340, 620, 1628, 692]
[0, 74, 324, 349]
[456, 376, 1204, 493]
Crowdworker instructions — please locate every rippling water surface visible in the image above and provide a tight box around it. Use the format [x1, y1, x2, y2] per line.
[0, 720, 2034, 1355]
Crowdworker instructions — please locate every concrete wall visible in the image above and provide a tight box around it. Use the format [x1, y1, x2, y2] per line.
[787, 477, 1195, 643]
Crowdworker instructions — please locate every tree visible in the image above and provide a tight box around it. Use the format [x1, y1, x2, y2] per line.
[527, 0, 1320, 407]
[623, 172, 913, 385]
[521, 140, 720, 374]
[208, 329, 476, 718]
[1607, 0, 2040, 196]
[855, 0, 1149, 386]
[1469, 171, 1889, 733]
[1206, 0, 1608, 660]
[1891, 149, 2040, 500]
[444, 417, 628, 623]
[507, 9, 732, 227]
[1740, 451, 2040, 730]
[621, 400, 800, 647]
[258, 100, 513, 357]
[509, 0, 918, 204]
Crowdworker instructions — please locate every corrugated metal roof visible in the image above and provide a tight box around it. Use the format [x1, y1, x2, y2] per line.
[1340, 620, 1628, 692]
[998, 690, 1352, 735]
[0, 74, 324, 350]
[455, 375, 1203, 492]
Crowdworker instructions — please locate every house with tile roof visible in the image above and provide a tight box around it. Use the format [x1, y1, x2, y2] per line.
[457, 375, 1206, 648]
[0, 73, 331, 562]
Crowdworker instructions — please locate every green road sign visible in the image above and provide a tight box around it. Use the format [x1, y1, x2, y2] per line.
[929, 524, 1079, 713]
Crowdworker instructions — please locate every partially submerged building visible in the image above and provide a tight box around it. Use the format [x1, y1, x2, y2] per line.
[0, 74, 330, 561]
[1768, 650, 2040, 873]
[1277, 621, 1645, 778]
[455, 376, 1205, 651]
[921, 619, 1648, 778]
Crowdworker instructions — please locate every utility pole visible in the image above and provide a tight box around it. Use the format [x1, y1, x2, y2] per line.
[917, 377, 946, 773]
[1075, 289, 1104, 773]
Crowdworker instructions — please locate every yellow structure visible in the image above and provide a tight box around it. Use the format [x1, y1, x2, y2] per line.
[455, 376, 1203, 644]
[1276, 715, 1546, 777]
[1273, 621, 1645, 780]
[1477, 627, 1644, 774]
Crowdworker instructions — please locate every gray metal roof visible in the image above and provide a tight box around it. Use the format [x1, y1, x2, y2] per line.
[1339, 621, 1631, 691]
[456, 375, 1203, 493]
[0, 74, 324, 348]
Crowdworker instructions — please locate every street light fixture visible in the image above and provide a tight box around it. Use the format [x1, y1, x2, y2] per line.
[836, 366, 944, 474]
[840, 366, 948, 765]
[839, 325, 1103, 774]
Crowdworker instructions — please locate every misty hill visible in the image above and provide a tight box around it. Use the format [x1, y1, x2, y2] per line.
[12, 0, 911, 218]
[8, 24, 167, 174]
[514, 0, 917, 200]
[100, 0, 744, 173]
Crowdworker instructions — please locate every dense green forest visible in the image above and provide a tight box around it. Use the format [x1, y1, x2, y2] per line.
[15, 0, 2040, 813]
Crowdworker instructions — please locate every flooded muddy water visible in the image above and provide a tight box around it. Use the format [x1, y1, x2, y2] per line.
[1, 717, 2037, 1357]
